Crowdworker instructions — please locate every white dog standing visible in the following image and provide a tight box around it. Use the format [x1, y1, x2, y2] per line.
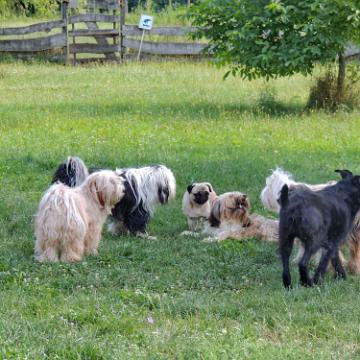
[35, 170, 125, 263]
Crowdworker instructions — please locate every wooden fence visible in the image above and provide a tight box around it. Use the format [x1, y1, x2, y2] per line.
[1, 0, 357, 64]
[0, 0, 208, 64]
[122, 25, 206, 56]
[0, 20, 67, 54]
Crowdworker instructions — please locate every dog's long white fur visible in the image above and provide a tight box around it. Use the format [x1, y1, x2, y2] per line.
[260, 167, 334, 214]
[35, 170, 124, 262]
[117, 165, 176, 215]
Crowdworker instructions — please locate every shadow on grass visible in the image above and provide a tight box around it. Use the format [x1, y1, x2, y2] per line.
[0, 99, 304, 122]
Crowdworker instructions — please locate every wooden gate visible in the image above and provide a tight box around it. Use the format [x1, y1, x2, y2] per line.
[68, 0, 122, 64]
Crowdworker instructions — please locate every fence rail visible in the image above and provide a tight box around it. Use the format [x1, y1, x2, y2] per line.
[0, 20, 66, 36]
[123, 38, 206, 56]
[68, 14, 120, 24]
[122, 24, 198, 37]
[0, 33, 66, 52]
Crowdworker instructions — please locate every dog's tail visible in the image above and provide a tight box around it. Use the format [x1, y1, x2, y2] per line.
[278, 184, 289, 208]
[52, 156, 89, 187]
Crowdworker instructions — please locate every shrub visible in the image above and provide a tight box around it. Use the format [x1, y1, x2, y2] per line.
[0, 0, 60, 16]
[307, 64, 360, 111]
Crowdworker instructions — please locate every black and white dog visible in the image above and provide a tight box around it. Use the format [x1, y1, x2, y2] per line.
[51, 157, 176, 239]
[279, 169, 360, 288]
[109, 165, 176, 239]
[52, 156, 89, 187]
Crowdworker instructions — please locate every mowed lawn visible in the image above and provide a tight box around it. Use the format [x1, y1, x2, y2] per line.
[1, 61, 360, 359]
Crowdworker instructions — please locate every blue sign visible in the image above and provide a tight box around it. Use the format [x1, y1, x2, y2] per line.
[138, 15, 153, 30]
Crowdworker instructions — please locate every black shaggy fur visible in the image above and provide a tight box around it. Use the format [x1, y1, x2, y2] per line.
[279, 169, 360, 289]
[109, 174, 150, 235]
[51, 162, 76, 187]
[51, 156, 88, 187]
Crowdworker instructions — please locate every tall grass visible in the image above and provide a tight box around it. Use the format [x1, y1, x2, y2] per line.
[126, 5, 189, 26]
[0, 4, 189, 27]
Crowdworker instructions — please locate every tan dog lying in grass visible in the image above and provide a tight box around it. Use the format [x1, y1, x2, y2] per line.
[182, 190, 278, 243]
[202, 192, 278, 243]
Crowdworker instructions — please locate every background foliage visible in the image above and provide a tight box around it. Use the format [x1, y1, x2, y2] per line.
[0, 0, 194, 16]
[0, 0, 60, 16]
[189, 0, 360, 80]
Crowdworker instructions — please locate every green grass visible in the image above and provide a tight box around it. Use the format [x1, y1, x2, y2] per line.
[1, 61, 360, 359]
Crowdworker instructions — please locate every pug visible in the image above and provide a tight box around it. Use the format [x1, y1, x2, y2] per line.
[182, 182, 217, 232]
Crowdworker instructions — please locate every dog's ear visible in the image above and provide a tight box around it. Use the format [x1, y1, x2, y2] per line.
[187, 183, 195, 194]
[205, 183, 213, 193]
[335, 169, 353, 179]
[89, 176, 106, 208]
[209, 199, 221, 227]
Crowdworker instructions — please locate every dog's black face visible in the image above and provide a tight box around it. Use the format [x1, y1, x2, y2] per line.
[193, 190, 209, 205]
[158, 186, 170, 204]
[187, 183, 213, 205]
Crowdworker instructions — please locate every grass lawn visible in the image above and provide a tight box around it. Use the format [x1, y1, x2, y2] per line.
[1, 60, 360, 359]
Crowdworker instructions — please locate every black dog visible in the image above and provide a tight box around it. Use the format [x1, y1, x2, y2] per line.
[279, 169, 360, 288]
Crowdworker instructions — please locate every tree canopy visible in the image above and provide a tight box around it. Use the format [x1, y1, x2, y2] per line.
[189, 0, 360, 81]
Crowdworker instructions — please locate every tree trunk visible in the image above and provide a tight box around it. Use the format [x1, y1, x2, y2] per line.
[169, 0, 172, 7]
[146, 0, 152, 11]
[336, 52, 346, 104]
[187, 0, 191, 7]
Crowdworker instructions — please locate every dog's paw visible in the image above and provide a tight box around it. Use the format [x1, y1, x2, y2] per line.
[90, 249, 99, 256]
[301, 278, 314, 287]
[136, 232, 157, 241]
[201, 236, 218, 243]
[180, 231, 200, 237]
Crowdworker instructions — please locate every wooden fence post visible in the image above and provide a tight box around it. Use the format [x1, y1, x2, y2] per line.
[120, 0, 126, 62]
[61, 0, 69, 65]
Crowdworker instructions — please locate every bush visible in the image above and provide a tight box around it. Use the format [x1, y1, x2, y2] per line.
[307, 64, 360, 111]
[0, 0, 60, 16]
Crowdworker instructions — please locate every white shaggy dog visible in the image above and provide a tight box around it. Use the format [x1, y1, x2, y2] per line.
[260, 167, 335, 213]
[35, 170, 125, 263]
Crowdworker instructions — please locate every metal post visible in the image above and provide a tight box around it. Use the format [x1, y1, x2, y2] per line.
[137, 29, 145, 61]
[61, 0, 69, 65]
[120, 0, 126, 62]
